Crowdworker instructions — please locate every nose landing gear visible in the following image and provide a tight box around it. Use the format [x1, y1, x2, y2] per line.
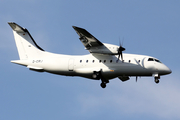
[153, 74, 160, 84]
[155, 77, 160, 84]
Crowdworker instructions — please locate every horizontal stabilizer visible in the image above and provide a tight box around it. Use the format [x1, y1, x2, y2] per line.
[11, 60, 28, 66]
[11, 60, 44, 72]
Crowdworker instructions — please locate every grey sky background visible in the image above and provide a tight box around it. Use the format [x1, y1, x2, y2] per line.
[1, 0, 180, 120]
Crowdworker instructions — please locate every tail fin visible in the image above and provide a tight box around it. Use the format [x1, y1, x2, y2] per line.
[8, 22, 44, 60]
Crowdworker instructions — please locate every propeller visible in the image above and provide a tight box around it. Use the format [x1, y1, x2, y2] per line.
[116, 39, 125, 62]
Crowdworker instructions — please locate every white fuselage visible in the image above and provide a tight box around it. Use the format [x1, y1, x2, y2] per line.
[12, 52, 171, 80]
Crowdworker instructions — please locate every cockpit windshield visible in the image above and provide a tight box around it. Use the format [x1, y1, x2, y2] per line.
[148, 58, 161, 63]
[148, 58, 154, 61]
[154, 59, 161, 63]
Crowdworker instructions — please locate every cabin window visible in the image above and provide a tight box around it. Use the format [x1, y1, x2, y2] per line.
[104, 60, 106, 63]
[92, 60, 95, 63]
[99, 60, 102, 63]
[138, 60, 140, 62]
[80, 60, 82, 63]
[129, 60, 131, 63]
[86, 60, 88, 63]
[110, 60, 112, 63]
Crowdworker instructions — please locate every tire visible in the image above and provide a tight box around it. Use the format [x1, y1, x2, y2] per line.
[100, 83, 106, 88]
[155, 78, 159, 84]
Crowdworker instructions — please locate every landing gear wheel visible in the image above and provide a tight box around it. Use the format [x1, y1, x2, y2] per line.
[155, 78, 159, 84]
[100, 82, 106, 88]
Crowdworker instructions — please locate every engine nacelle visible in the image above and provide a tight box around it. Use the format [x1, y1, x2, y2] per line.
[88, 43, 119, 55]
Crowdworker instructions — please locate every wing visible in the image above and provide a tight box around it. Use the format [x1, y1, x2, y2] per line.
[72, 26, 103, 50]
[73, 26, 119, 55]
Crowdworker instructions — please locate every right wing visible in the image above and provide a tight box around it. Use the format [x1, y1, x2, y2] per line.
[73, 26, 119, 55]
[72, 26, 103, 50]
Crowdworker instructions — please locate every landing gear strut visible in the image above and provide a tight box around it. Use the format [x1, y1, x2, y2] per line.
[92, 70, 109, 88]
[100, 77, 109, 88]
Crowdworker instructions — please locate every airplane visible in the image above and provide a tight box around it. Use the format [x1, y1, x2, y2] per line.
[8, 22, 172, 88]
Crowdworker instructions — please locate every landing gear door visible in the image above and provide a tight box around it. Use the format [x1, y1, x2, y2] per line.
[68, 59, 74, 71]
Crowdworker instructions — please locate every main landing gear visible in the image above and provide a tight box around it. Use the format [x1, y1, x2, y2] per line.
[100, 77, 109, 88]
[100, 82, 106, 88]
[92, 70, 109, 88]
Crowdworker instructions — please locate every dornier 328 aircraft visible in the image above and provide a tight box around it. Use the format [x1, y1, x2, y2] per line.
[8, 22, 172, 88]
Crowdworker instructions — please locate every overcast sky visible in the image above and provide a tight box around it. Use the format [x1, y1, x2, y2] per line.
[1, 0, 180, 120]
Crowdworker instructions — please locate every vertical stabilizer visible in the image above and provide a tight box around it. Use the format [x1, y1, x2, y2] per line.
[8, 22, 44, 60]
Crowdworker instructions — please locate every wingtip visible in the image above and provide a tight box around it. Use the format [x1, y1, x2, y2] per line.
[72, 26, 78, 29]
[72, 26, 86, 31]
[8, 22, 15, 25]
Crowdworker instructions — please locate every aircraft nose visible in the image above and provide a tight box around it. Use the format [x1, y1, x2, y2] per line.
[161, 64, 172, 75]
[166, 67, 172, 74]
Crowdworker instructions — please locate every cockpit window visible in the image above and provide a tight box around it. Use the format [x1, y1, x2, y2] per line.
[154, 59, 161, 63]
[148, 58, 161, 63]
[148, 58, 154, 61]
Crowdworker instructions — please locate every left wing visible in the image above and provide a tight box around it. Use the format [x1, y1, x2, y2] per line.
[73, 26, 119, 55]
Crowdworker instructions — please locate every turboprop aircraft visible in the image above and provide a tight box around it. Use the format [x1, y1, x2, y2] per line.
[8, 22, 171, 88]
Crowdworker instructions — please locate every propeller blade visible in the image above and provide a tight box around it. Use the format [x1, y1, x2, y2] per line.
[117, 38, 126, 62]
[120, 51, 123, 61]
[119, 46, 125, 52]
[117, 46, 125, 61]
[116, 54, 120, 62]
